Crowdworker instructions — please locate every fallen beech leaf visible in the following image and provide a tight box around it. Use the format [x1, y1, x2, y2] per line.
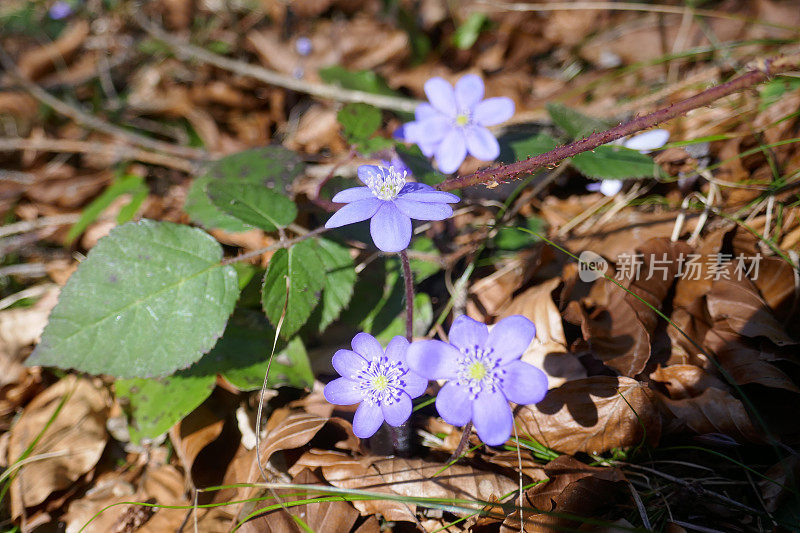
[501, 456, 625, 532]
[704, 326, 799, 393]
[257, 410, 330, 470]
[8, 375, 108, 517]
[18, 20, 90, 80]
[240, 468, 360, 533]
[293, 452, 517, 522]
[515, 376, 661, 454]
[706, 277, 796, 347]
[759, 454, 800, 513]
[650, 364, 728, 399]
[169, 403, 226, 484]
[657, 387, 761, 443]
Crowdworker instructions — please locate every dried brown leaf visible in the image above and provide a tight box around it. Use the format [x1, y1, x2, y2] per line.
[8, 375, 108, 517]
[650, 364, 728, 399]
[657, 387, 761, 442]
[18, 20, 90, 80]
[292, 452, 517, 522]
[515, 376, 661, 455]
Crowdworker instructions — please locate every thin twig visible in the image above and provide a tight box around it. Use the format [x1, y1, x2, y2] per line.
[133, 12, 420, 114]
[0, 214, 81, 239]
[0, 137, 197, 172]
[447, 422, 474, 464]
[221, 227, 329, 265]
[437, 53, 800, 191]
[0, 45, 205, 160]
[0, 263, 48, 278]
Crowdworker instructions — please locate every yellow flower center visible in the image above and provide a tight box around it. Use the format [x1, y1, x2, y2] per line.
[455, 114, 470, 126]
[468, 361, 487, 381]
[372, 375, 389, 391]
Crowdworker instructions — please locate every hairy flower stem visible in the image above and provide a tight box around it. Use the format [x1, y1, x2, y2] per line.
[399, 250, 414, 341]
[386, 250, 416, 457]
[436, 53, 800, 192]
[448, 422, 473, 463]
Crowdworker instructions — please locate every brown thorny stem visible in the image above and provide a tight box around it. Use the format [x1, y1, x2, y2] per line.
[436, 53, 800, 192]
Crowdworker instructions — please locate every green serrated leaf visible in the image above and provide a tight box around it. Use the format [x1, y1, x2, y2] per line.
[315, 238, 356, 332]
[116, 366, 215, 443]
[222, 334, 313, 392]
[319, 66, 401, 97]
[261, 239, 325, 338]
[66, 174, 147, 244]
[185, 146, 304, 232]
[452, 12, 489, 50]
[375, 293, 433, 345]
[338, 103, 382, 144]
[570, 145, 658, 179]
[206, 181, 296, 232]
[546, 103, 610, 139]
[28, 220, 240, 378]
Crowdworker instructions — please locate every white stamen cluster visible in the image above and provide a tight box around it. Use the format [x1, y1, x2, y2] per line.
[456, 345, 504, 399]
[366, 166, 407, 201]
[356, 356, 406, 406]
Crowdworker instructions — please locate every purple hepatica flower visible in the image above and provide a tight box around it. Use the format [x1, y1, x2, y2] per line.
[407, 315, 548, 446]
[49, 1, 72, 19]
[325, 164, 459, 253]
[403, 75, 515, 174]
[590, 129, 670, 196]
[324, 333, 428, 439]
[296, 37, 313, 57]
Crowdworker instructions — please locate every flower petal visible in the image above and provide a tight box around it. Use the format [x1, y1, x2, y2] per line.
[500, 360, 548, 405]
[424, 77, 457, 116]
[332, 349, 367, 379]
[455, 74, 485, 110]
[412, 116, 452, 146]
[398, 185, 460, 204]
[415, 102, 440, 121]
[418, 139, 440, 157]
[403, 370, 428, 399]
[357, 165, 382, 185]
[384, 336, 410, 365]
[369, 202, 412, 252]
[435, 382, 473, 426]
[394, 198, 453, 221]
[353, 402, 384, 438]
[485, 315, 536, 364]
[325, 198, 382, 229]
[472, 390, 513, 446]
[407, 339, 460, 380]
[465, 125, 500, 161]
[435, 128, 467, 174]
[599, 180, 623, 196]
[448, 315, 489, 352]
[332, 187, 374, 203]
[622, 129, 669, 153]
[351, 332, 384, 360]
[324, 377, 363, 405]
[473, 97, 515, 126]
[382, 394, 412, 426]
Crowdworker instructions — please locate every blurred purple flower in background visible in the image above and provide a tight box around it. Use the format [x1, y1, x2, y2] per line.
[295, 37, 313, 57]
[324, 333, 428, 438]
[325, 163, 459, 252]
[401, 75, 515, 174]
[407, 315, 548, 446]
[589, 129, 670, 196]
[49, 1, 72, 19]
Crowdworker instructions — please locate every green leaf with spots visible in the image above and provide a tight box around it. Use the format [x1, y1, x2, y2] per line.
[28, 220, 240, 378]
[546, 103, 610, 140]
[185, 146, 304, 232]
[570, 145, 658, 179]
[261, 239, 325, 339]
[116, 365, 215, 443]
[315, 238, 356, 332]
[206, 181, 296, 232]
